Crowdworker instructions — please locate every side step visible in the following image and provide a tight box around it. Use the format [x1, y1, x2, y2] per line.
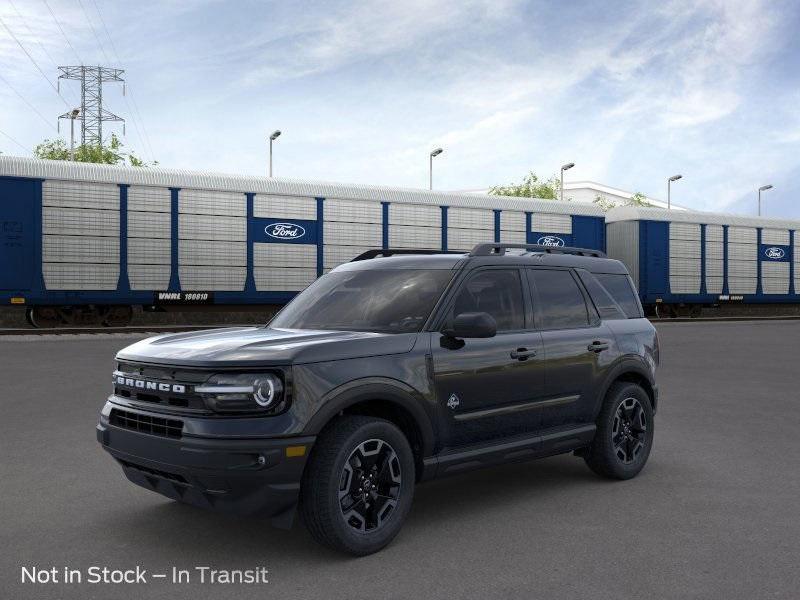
[421, 424, 595, 480]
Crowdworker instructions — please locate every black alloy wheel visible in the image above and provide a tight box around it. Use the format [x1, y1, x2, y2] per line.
[612, 397, 648, 464]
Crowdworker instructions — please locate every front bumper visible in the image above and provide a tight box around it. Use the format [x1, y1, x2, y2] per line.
[97, 402, 315, 528]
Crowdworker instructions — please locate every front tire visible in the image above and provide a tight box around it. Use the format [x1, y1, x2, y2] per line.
[300, 416, 415, 556]
[584, 382, 654, 480]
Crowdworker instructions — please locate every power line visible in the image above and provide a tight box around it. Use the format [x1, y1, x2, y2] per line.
[89, 0, 156, 162]
[76, 0, 112, 64]
[7, 0, 81, 106]
[0, 14, 70, 108]
[0, 126, 31, 153]
[0, 72, 59, 132]
[42, 0, 83, 66]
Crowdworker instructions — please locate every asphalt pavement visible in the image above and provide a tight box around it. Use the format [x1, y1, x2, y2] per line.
[1, 321, 799, 599]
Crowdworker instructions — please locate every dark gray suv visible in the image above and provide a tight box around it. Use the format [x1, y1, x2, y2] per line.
[97, 243, 659, 555]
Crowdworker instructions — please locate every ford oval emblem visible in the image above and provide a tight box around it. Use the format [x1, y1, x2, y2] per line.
[265, 222, 305, 240]
[537, 235, 565, 247]
[765, 246, 785, 260]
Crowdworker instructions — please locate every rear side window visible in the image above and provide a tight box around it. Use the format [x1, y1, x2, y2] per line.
[594, 273, 643, 318]
[529, 269, 589, 329]
[576, 270, 626, 320]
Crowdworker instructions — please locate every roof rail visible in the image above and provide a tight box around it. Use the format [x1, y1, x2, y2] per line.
[350, 248, 460, 262]
[469, 243, 607, 258]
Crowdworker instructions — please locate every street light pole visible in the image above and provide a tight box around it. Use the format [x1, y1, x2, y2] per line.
[560, 162, 575, 202]
[758, 184, 773, 216]
[269, 130, 281, 177]
[667, 174, 683, 209]
[69, 108, 80, 161]
[429, 148, 443, 190]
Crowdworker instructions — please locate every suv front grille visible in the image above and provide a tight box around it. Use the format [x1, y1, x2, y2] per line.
[113, 363, 210, 412]
[110, 408, 183, 439]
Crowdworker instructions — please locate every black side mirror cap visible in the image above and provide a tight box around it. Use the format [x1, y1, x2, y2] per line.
[442, 312, 497, 339]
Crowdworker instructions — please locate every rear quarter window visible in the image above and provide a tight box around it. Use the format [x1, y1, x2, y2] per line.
[593, 273, 643, 319]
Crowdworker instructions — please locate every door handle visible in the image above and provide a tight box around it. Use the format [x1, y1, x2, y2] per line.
[588, 341, 610, 353]
[510, 348, 537, 361]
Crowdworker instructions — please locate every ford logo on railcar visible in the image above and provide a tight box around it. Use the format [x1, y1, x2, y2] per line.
[537, 235, 565, 247]
[765, 247, 785, 259]
[265, 222, 305, 239]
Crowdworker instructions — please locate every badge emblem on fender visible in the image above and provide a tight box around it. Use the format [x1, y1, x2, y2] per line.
[447, 393, 460, 409]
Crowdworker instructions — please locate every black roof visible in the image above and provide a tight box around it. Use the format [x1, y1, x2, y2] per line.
[337, 244, 630, 275]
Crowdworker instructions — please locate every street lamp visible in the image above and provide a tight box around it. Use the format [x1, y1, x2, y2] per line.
[667, 174, 682, 209]
[269, 130, 281, 177]
[560, 162, 575, 202]
[68, 109, 80, 161]
[429, 147, 443, 190]
[758, 184, 773, 216]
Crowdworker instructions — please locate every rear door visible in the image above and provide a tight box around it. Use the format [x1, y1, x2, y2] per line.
[0, 178, 36, 290]
[527, 267, 619, 431]
[431, 267, 545, 447]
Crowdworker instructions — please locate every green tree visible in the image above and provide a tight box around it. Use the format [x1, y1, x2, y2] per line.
[593, 191, 653, 212]
[489, 171, 563, 200]
[33, 134, 156, 166]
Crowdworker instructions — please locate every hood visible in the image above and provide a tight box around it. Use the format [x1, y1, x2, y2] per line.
[116, 326, 418, 367]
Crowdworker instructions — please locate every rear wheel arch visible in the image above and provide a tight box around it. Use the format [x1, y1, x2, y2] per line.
[595, 360, 657, 417]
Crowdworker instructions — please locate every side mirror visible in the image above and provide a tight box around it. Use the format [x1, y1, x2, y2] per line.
[442, 312, 497, 339]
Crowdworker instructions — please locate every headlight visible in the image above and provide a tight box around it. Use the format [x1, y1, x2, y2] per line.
[195, 373, 285, 413]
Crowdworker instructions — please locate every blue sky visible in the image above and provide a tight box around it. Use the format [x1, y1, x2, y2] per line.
[1, 0, 799, 217]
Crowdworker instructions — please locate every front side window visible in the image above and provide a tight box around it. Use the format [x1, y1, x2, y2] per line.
[447, 269, 525, 331]
[529, 269, 590, 329]
[270, 269, 454, 333]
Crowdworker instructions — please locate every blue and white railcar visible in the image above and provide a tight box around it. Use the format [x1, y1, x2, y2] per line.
[0, 157, 605, 326]
[606, 206, 800, 316]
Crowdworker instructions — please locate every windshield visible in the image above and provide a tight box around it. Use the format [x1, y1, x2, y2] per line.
[270, 269, 454, 333]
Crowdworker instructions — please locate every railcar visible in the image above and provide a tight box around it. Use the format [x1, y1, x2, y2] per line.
[606, 206, 800, 317]
[0, 157, 605, 327]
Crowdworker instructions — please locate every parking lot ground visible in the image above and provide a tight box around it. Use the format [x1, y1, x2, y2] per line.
[1, 321, 799, 600]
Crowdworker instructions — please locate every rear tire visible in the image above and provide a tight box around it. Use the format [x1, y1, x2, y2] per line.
[584, 382, 654, 480]
[300, 416, 415, 556]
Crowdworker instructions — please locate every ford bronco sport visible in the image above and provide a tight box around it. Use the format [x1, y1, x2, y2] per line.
[97, 243, 659, 555]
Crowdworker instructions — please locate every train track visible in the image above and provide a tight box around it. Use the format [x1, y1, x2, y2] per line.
[4, 315, 800, 335]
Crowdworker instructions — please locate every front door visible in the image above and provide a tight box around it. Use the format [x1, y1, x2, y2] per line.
[431, 267, 545, 447]
[527, 267, 619, 431]
[0, 178, 36, 291]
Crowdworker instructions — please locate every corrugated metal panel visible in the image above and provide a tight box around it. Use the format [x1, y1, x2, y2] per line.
[706, 225, 724, 241]
[128, 186, 170, 213]
[532, 213, 571, 234]
[669, 222, 701, 241]
[43, 263, 119, 290]
[761, 229, 790, 245]
[42, 235, 119, 263]
[606, 221, 639, 287]
[500, 229, 526, 244]
[323, 245, 374, 269]
[728, 226, 757, 244]
[606, 205, 800, 229]
[447, 228, 494, 251]
[728, 277, 757, 294]
[501, 211, 526, 232]
[448, 207, 493, 229]
[128, 238, 170, 264]
[0, 157, 604, 216]
[254, 195, 316, 220]
[388, 224, 440, 249]
[129, 265, 170, 290]
[728, 261, 757, 277]
[762, 262, 789, 294]
[43, 206, 119, 237]
[42, 180, 119, 210]
[705, 240, 724, 260]
[669, 239, 701, 259]
[179, 266, 246, 290]
[254, 268, 317, 291]
[179, 188, 245, 217]
[129, 211, 170, 239]
[670, 274, 700, 294]
[706, 258, 724, 276]
[325, 221, 382, 246]
[388, 203, 441, 227]
[179, 240, 246, 266]
[728, 244, 756, 261]
[324, 199, 382, 223]
[254, 243, 316, 268]
[706, 276, 723, 293]
[179, 213, 246, 241]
